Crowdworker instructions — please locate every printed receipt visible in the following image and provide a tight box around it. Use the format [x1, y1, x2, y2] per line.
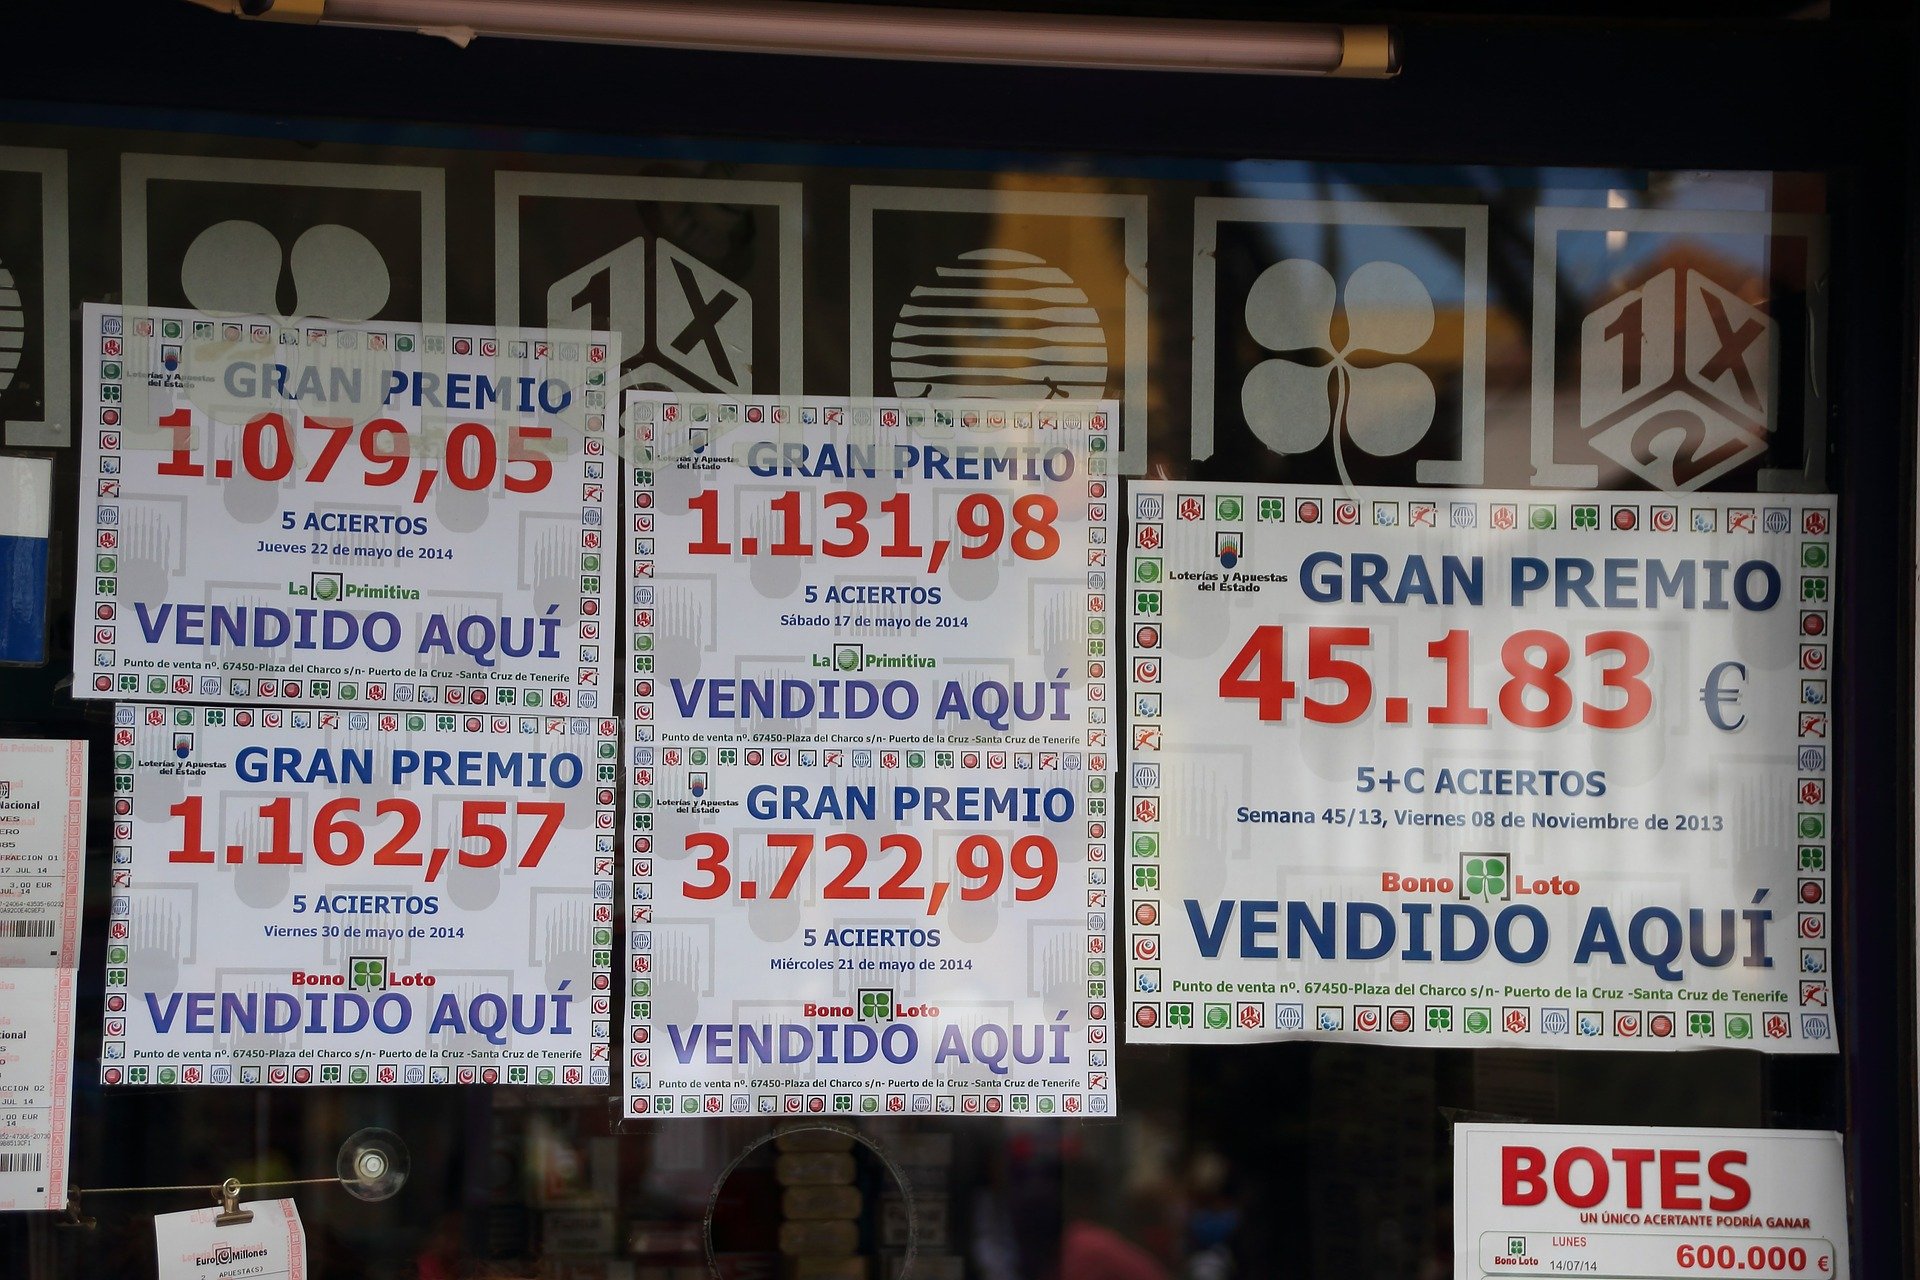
[154, 1198, 307, 1280]
[0, 739, 86, 1212]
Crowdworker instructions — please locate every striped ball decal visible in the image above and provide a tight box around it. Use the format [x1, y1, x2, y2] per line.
[890, 248, 1108, 399]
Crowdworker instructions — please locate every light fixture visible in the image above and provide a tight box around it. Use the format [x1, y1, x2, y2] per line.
[185, 0, 1398, 77]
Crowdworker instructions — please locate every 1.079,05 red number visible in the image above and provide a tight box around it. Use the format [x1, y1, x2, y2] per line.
[156, 409, 554, 502]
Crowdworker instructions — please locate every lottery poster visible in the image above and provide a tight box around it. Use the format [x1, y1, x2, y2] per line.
[1126, 484, 1836, 1051]
[625, 394, 1115, 1118]
[1454, 1123, 1848, 1280]
[104, 705, 616, 1086]
[78, 304, 614, 711]
[0, 739, 86, 1210]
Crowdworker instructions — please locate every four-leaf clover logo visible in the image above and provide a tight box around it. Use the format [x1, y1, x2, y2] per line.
[1241, 259, 1437, 482]
[1462, 855, 1509, 902]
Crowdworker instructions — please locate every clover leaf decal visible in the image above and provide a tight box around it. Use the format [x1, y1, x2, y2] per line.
[1463, 856, 1507, 902]
[1240, 258, 1437, 483]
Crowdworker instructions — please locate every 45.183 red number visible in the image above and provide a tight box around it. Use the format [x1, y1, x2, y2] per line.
[1217, 624, 1652, 730]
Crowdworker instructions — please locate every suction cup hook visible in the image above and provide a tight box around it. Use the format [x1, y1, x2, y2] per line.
[336, 1127, 409, 1202]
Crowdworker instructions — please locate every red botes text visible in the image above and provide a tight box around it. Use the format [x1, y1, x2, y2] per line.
[1502, 1145, 1752, 1211]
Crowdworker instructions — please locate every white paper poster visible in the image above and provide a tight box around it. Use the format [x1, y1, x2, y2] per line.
[626, 395, 1115, 1118]
[1126, 485, 1835, 1051]
[154, 1197, 307, 1280]
[77, 305, 614, 711]
[104, 705, 614, 1087]
[0, 739, 86, 1211]
[1454, 1124, 1849, 1280]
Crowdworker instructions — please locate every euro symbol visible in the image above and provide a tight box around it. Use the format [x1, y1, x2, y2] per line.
[1701, 660, 1747, 731]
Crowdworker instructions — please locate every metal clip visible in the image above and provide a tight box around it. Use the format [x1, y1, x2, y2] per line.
[213, 1177, 254, 1227]
[59, 1186, 96, 1230]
